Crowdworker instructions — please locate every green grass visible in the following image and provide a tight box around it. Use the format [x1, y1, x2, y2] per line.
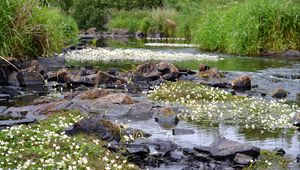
[0, 0, 78, 59]
[192, 0, 300, 55]
[0, 110, 136, 169]
[108, 8, 180, 37]
[245, 150, 291, 170]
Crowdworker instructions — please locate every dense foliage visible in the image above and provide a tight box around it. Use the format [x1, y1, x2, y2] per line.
[0, 0, 78, 58]
[193, 0, 300, 55]
[71, 0, 164, 30]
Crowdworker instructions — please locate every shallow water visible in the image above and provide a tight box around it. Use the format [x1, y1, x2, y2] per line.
[3, 38, 300, 169]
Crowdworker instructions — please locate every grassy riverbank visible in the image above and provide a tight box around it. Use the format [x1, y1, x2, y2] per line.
[0, 0, 78, 59]
[0, 110, 136, 169]
[107, 0, 300, 55]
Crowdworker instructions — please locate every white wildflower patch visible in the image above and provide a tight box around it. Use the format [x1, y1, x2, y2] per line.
[145, 43, 197, 48]
[150, 81, 300, 130]
[0, 111, 135, 170]
[63, 48, 220, 62]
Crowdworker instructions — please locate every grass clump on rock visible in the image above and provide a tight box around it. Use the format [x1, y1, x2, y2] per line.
[0, 0, 78, 58]
[0, 110, 136, 169]
[149, 81, 300, 130]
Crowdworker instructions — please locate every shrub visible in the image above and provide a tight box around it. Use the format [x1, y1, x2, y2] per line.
[0, 0, 78, 58]
[192, 0, 300, 55]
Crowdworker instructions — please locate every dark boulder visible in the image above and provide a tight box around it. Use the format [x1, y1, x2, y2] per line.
[297, 154, 300, 162]
[231, 75, 251, 90]
[172, 128, 195, 135]
[17, 60, 45, 86]
[65, 73, 98, 86]
[79, 68, 97, 76]
[95, 71, 127, 86]
[273, 148, 285, 156]
[272, 88, 289, 99]
[134, 62, 160, 80]
[126, 144, 150, 159]
[133, 138, 177, 155]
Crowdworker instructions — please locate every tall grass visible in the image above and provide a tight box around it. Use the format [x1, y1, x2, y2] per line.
[192, 0, 300, 55]
[0, 0, 78, 59]
[108, 8, 178, 37]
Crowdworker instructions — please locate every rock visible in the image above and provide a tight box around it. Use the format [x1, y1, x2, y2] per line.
[0, 94, 10, 101]
[199, 64, 211, 72]
[2, 86, 22, 97]
[107, 68, 122, 76]
[134, 62, 160, 80]
[0, 106, 7, 113]
[112, 28, 129, 35]
[7, 71, 19, 86]
[281, 50, 300, 58]
[45, 68, 69, 82]
[297, 154, 300, 162]
[65, 117, 148, 142]
[107, 143, 119, 152]
[126, 144, 150, 159]
[65, 73, 97, 86]
[272, 88, 289, 99]
[154, 107, 179, 130]
[80, 89, 110, 100]
[74, 85, 89, 92]
[172, 128, 195, 135]
[164, 150, 185, 162]
[233, 153, 253, 165]
[133, 138, 177, 155]
[273, 148, 285, 156]
[37, 56, 66, 72]
[0, 118, 36, 126]
[86, 27, 97, 35]
[292, 112, 300, 127]
[79, 68, 97, 76]
[156, 62, 179, 81]
[208, 137, 260, 160]
[95, 71, 127, 86]
[183, 148, 210, 162]
[125, 102, 155, 120]
[144, 155, 159, 167]
[17, 60, 45, 86]
[231, 75, 251, 90]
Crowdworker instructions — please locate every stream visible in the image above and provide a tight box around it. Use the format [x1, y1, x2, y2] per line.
[1, 37, 300, 169]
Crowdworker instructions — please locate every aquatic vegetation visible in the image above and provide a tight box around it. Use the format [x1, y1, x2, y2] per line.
[63, 48, 221, 62]
[145, 43, 197, 48]
[149, 81, 300, 130]
[0, 111, 136, 169]
[246, 150, 291, 170]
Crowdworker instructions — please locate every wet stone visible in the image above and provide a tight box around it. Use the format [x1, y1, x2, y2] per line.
[172, 128, 195, 135]
[208, 137, 260, 160]
[297, 154, 300, 162]
[0, 118, 36, 126]
[233, 153, 252, 165]
[273, 148, 285, 156]
[126, 144, 150, 159]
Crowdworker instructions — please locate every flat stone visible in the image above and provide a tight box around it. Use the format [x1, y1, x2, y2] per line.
[0, 118, 36, 126]
[233, 153, 253, 165]
[172, 128, 195, 135]
[208, 137, 260, 160]
[126, 144, 150, 159]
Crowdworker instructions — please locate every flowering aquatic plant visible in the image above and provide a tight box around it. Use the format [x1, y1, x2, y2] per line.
[0, 111, 136, 170]
[63, 48, 220, 62]
[149, 81, 300, 130]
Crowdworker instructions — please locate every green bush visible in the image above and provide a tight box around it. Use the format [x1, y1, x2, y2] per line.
[0, 0, 78, 58]
[72, 0, 164, 30]
[192, 0, 300, 55]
